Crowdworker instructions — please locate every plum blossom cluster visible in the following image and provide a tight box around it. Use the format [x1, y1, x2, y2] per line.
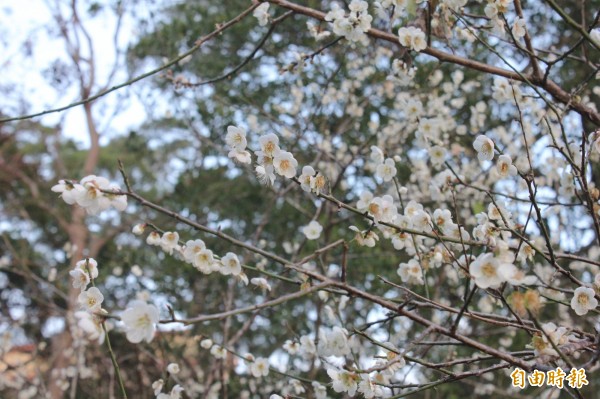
[137, 225, 251, 283]
[69, 256, 160, 344]
[225, 124, 329, 194]
[397, 26, 427, 52]
[325, 1, 373, 44]
[151, 363, 184, 399]
[70, 258, 106, 344]
[52, 175, 127, 215]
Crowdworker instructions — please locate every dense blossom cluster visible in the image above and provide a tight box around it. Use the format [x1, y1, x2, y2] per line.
[21, 0, 600, 397]
[52, 175, 127, 214]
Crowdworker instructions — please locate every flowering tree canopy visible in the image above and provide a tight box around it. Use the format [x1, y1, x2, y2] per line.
[1, 0, 600, 398]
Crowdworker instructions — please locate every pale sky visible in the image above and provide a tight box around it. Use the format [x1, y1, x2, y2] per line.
[1, 0, 149, 146]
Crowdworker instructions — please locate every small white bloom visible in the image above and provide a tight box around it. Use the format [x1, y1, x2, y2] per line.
[69, 268, 91, 291]
[327, 368, 358, 396]
[167, 363, 180, 375]
[132, 223, 146, 235]
[250, 277, 272, 291]
[146, 231, 161, 246]
[160, 231, 180, 255]
[273, 150, 298, 178]
[210, 344, 227, 359]
[121, 300, 160, 343]
[220, 252, 242, 276]
[78, 287, 104, 312]
[469, 253, 507, 289]
[225, 125, 247, 150]
[473, 135, 495, 162]
[302, 220, 323, 240]
[496, 154, 518, 177]
[258, 133, 279, 156]
[51, 179, 83, 205]
[228, 149, 252, 164]
[76, 258, 98, 279]
[376, 158, 397, 182]
[201, 339, 213, 349]
[183, 239, 206, 263]
[250, 357, 270, 378]
[253, 3, 270, 26]
[75, 310, 105, 344]
[370, 145, 384, 164]
[349, 226, 378, 247]
[194, 248, 215, 274]
[299, 165, 316, 192]
[591, 29, 600, 46]
[398, 259, 424, 285]
[571, 286, 598, 316]
[511, 17, 527, 39]
[152, 379, 164, 396]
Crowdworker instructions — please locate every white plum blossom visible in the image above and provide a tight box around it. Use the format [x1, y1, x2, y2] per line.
[51, 180, 82, 204]
[398, 259, 424, 285]
[469, 253, 511, 289]
[167, 363, 180, 375]
[121, 300, 160, 343]
[75, 310, 105, 344]
[220, 252, 242, 276]
[76, 258, 98, 279]
[226, 125, 251, 164]
[398, 26, 427, 52]
[429, 145, 447, 167]
[273, 150, 298, 178]
[376, 158, 397, 182]
[53, 175, 127, 214]
[78, 287, 104, 312]
[226, 125, 247, 150]
[146, 231, 161, 246]
[318, 327, 350, 357]
[194, 249, 216, 273]
[511, 17, 526, 39]
[350, 225, 379, 247]
[356, 191, 374, 212]
[496, 154, 517, 177]
[591, 29, 600, 46]
[302, 220, 323, 240]
[255, 165, 276, 186]
[70, 268, 91, 290]
[299, 165, 316, 192]
[327, 368, 358, 396]
[160, 231, 180, 255]
[183, 239, 206, 263]
[210, 344, 227, 359]
[571, 286, 598, 316]
[325, 1, 372, 43]
[132, 223, 146, 235]
[473, 135, 495, 162]
[370, 145, 385, 165]
[250, 277, 272, 291]
[253, 2, 270, 26]
[249, 357, 270, 378]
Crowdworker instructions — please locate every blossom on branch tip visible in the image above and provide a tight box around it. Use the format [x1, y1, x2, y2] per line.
[253, 3, 270, 26]
[571, 287, 598, 316]
[302, 220, 323, 240]
[121, 300, 159, 343]
[70, 268, 91, 291]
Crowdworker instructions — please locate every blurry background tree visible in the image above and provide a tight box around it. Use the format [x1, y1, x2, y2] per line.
[1, 0, 600, 398]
